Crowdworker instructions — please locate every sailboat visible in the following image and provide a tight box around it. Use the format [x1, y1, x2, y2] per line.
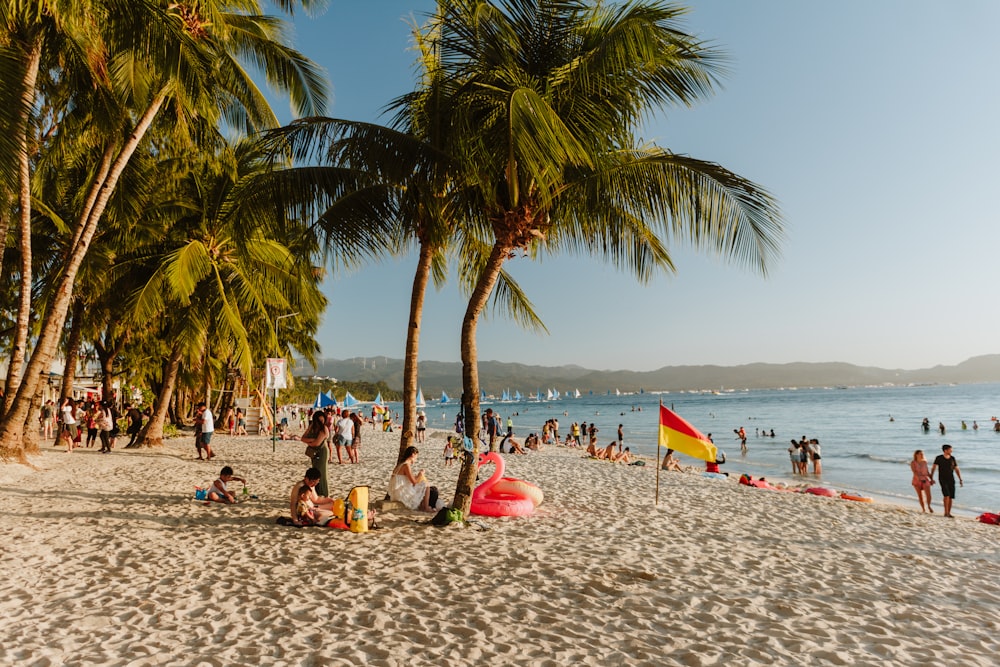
[373, 391, 384, 407]
[573, 388, 581, 398]
[501, 389, 511, 402]
[416, 387, 426, 408]
[514, 390, 523, 402]
[440, 391, 451, 405]
[343, 391, 360, 407]
[546, 388, 554, 401]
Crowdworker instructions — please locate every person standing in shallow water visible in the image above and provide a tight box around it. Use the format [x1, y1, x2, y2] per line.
[930, 444, 963, 518]
[910, 450, 934, 513]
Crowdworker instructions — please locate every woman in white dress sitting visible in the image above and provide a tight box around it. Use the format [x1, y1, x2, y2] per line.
[389, 446, 433, 511]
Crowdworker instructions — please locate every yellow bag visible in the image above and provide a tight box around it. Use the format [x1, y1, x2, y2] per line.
[347, 485, 369, 533]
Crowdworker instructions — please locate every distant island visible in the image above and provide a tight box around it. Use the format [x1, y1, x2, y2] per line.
[294, 354, 1000, 396]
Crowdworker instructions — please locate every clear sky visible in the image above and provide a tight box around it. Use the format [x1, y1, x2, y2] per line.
[281, 1, 1000, 372]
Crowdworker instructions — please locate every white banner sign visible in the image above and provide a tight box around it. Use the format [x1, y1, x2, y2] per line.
[266, 358, 287, 390]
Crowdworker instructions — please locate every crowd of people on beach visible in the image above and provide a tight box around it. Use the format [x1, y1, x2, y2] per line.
[42, 396, 146, 453]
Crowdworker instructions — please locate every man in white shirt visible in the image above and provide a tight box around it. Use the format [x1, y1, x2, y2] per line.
[198, 402, 216, 460]
[335, 410, 354, 465]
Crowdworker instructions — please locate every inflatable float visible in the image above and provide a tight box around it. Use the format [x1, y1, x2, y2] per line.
[471, 452, 543, 517]
[840, 492, 873, 503]
[803, 487, 838, 497]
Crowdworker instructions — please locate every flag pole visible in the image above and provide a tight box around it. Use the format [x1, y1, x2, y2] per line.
[655, 399, 662, 505]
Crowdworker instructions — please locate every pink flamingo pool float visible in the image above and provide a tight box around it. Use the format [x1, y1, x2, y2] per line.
[470, 452, 544, 517]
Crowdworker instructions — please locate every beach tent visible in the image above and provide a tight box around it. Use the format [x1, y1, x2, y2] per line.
[343, 391, 360, 407]
[313, 392, 336, 409]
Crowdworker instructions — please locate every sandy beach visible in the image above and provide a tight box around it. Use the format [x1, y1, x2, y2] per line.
[1, 426, 998, 666]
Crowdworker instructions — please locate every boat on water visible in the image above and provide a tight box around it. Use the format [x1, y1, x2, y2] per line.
[514, 390, 523, 402]
[416, 387, 426, 408]
[440, 391, 451, 404]
[573, 388, 581, 398]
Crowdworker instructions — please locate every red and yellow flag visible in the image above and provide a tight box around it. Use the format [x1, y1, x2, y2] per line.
[658, 404, 717, 462]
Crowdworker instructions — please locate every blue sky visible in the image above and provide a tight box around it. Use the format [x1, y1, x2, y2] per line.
[280, 1, 1000, 371]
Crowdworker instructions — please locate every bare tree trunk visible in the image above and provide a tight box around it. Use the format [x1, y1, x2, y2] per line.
[0, 90, 168, 450]
[452, 243, 510, 514]
[3, 38, 42, 409]
[134, 343, 183, 448]
[22, 386, 43, 455]
[397, 242, 434, 464]
[60, 300, 84, 401]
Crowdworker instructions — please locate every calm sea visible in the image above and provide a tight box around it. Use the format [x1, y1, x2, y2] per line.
[418, 383, 1000, 515]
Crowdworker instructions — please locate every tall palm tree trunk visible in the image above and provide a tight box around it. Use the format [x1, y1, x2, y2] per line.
[397, 242, 434, 464]
[4, 37, 42, 409]
[59, 300, 85, 401]
[133, 343, 184, 448]
[0, 90, 168, 450]
[452, 243, 510, 514]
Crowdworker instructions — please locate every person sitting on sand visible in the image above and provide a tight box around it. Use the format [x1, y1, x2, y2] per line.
[524, 433, 541, 451]
[389, 446, 437, 512]
[295, 485, 319, 526]
[586, 441, 600, 458]
[208, 466, 246, 504]
[612, 447, 633, 464]
[706, 452, 728, 477]
[289, 468, 335, 526]
[661, 448, 681, 472]
[499, 434, 526, 455]
[599, 441, 618, 460]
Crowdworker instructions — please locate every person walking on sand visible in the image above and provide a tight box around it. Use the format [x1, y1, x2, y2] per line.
[910, 450, 934, 513]
[930, 444, 963, 518]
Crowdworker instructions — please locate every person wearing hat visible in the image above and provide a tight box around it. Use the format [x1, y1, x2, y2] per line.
[416, 411, 427, 443]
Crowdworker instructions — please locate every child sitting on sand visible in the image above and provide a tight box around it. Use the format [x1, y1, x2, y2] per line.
[208, 466, 246, 504]
[295, 485, 318, 525]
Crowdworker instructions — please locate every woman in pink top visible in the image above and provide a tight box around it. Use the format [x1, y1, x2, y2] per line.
[910, 450, 934, 513]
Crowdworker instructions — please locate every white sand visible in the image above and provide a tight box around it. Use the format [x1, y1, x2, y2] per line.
[1, 426, 998, 666]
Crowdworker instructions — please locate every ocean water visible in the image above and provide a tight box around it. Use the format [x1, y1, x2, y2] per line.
[420, 383, 1000, 515]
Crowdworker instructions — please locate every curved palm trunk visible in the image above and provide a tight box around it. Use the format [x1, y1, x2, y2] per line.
[59, 300, 85, 401]
[0, 90, 168, 451]
[132, 343, 184, 448]
[452, 243, 510, 514]
[4, 38, 42, 408]
[397, 242, 434, 464]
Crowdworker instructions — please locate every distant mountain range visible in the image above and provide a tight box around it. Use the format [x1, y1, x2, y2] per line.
[294, 354, 1000, 395]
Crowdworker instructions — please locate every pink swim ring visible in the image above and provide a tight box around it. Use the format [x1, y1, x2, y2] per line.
[470, 452, 543, 517]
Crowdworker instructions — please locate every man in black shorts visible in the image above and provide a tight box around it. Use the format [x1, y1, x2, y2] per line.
[930, 444, 964, 518]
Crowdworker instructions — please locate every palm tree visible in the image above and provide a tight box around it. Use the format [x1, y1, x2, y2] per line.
[0, 0, 329, 455]
[121, 137, 330, 447]
[413, 0, 785, 513]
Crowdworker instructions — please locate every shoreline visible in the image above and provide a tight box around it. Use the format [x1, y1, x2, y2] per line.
[1, 429, 998, 665]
